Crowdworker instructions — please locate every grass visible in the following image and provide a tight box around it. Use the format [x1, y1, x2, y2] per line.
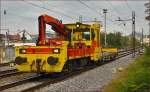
[102, 46, 150, 92]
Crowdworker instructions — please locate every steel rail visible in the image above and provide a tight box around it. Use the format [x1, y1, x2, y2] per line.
[0, 69, 17, 75]
[0, 75, 42, 91]
[0, 63, 9, 67]
[0, 71, 23, 79]
[20, 48, 142, 92]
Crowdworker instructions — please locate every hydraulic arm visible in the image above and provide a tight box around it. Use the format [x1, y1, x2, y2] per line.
[37, 15, 68, 46]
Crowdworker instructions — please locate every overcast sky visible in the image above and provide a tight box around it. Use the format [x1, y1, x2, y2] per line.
[0, 0, 149, 36]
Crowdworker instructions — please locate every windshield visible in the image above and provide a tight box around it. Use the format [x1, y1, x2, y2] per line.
[83, 31, 90, 40]
[73, 29, 90, 41]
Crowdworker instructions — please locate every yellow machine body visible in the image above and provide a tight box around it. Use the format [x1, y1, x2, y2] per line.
[15, 21, 117, 73]
[15, 41, 68, 72]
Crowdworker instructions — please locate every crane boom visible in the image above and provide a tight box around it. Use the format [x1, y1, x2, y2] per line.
[37, 15, 68, 46]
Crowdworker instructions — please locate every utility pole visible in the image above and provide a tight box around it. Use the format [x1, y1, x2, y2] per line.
[116, 11, 136, 58]
[103, 9, 107, 47]
[79, 15, 82, 23]
[141, 28, 144, 49]
[4, 10, 9, 46]
[132, 11, 135, 58]
[4, 10, 6, 34]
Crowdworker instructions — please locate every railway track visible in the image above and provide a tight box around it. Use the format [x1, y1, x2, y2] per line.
[0, 69, 17, 75]
[0, 71, 23, 79]
[0, 62, 9, 67]
[0, 75, 42, 91]
[20, 48, 141, 92]
[0, 48, 142, 92]
[117, 50, 133, 58]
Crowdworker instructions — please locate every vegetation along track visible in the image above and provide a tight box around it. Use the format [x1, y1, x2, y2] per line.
[20, 48, 142, 92]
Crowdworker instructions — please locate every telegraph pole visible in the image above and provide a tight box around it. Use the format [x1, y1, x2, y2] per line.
[116, 11, 136, 58]
[79, 15, 82, 23]
[141, 28, 144, 49]
[103, 9, 107, 47]
[132, 11, 135, 58]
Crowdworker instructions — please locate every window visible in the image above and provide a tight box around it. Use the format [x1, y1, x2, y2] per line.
[91, 29, 95, 40]
[83, 31, 90, 40]
[45, 24, 59, 39]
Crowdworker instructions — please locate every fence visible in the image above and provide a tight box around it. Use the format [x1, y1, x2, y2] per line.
[0, 46, 15, 63]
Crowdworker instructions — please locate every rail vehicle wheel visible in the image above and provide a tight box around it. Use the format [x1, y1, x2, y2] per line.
[37, 72, 46, 76]
[62, 63, 68, 72]
[67, 60, 73, 72]
[101, 59, 105, 64]
[88, 60, 97, 66]
[109, 56, 112, 61]
[106, 56, 111, 62]
[101, 56, 106, 62]
[78, 58, 88, 69]
[96, 59, 103, 65]
[113, 55, 117, 60]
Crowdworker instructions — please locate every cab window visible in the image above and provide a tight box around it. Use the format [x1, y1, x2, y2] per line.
[82, 31, 90, 40]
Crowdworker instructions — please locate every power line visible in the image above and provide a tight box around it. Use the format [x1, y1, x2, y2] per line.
[106, 0, 130, 34]
[89, 1, 126, 30]
[1, 11, 34, 20]
[79, 1, 113, 23]
[41, 0, 89, 21]
[22, 0, 77, 20]
[124, 0, 133, 11]
[106, 0, 123, 18]
[78, 1, 125, 31]
[124, 0, 142, 28]
[78, 0, 104, 17]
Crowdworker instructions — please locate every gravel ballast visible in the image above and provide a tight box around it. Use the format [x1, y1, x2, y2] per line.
[36, 54, 139, 92]
[0, 66, 15, 72]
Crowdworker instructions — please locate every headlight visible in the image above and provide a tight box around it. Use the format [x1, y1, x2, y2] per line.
[19, 49, 27, 54]
[76, 24, 80, 28]
[53, 48, 60, 54]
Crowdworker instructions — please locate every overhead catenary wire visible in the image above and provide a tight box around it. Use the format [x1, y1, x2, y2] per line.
[124, 0, 143, 28]
[41, 0, 90, 21]
[21, 0, 77, 20]
[3, 0, 145, 35]
[78, 1, 110, 22]
[89, 2, 126, 30]
[106, 0, 143, 35]
[0, 10, 36, 34]
[106, 0, 129, 33]
[79, 0, 104, 17]
[106, 0, 123, 18]
[78, 0, 125, 31]
[124, 0, 133, 12]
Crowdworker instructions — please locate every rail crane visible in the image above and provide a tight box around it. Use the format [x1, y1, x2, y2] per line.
[14, 15, 117, 73]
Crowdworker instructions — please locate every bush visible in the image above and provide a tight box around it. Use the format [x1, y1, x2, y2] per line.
[144, 46, 150, 55]
[103, 54, 150, 92]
